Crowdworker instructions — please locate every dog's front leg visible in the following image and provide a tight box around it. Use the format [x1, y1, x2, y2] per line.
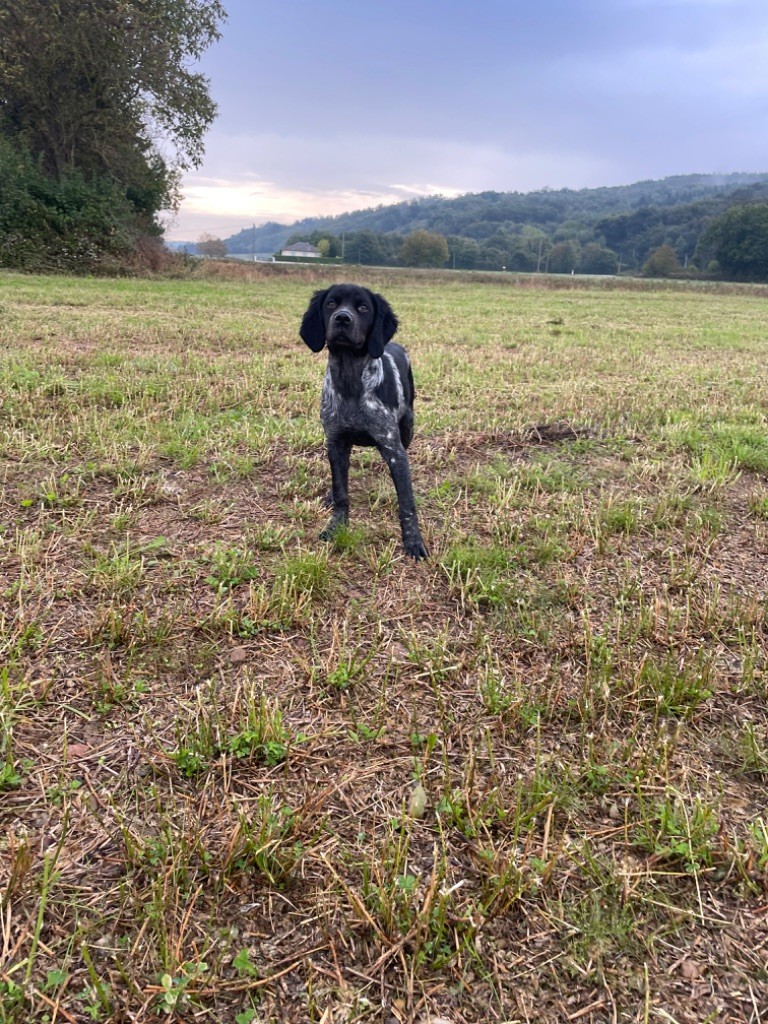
[379, 444, 428, 560]
[320, 436, 352, 540]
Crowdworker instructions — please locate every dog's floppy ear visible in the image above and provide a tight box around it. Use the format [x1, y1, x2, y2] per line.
[300, 289, 329, 352]
[367, 292, 399, 359]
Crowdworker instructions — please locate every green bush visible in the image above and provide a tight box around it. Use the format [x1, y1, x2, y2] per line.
[0, 137, 138, 272]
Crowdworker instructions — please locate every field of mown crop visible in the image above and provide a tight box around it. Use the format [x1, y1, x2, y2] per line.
[2, 264, 768, 1023]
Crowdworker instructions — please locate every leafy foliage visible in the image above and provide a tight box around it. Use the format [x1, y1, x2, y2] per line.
[0, 0, 224, 270]
[643, 244, 682, 278]
[548, 240, 579, 273]
[0, 136, 135, 270]
[702, 203, 768, 279]
[579, 242, 619, 275]
[401, 229, 450, 268]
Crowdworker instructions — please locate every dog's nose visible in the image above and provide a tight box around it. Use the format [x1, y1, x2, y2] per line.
[333, 310, 353, 325]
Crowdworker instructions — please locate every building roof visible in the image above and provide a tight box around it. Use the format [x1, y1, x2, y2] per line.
[282, 241, 319, 253]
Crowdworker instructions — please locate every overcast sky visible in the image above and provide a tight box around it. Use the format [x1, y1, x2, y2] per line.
[162, 0, 768, 241]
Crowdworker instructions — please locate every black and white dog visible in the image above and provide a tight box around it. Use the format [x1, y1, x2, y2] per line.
[300, 283, 428, 560]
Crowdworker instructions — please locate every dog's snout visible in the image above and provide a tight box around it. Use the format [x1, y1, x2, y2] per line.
[332, 309, 353, 326]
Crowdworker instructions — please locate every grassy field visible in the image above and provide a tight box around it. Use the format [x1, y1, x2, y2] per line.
[2, 264, 768, 1023]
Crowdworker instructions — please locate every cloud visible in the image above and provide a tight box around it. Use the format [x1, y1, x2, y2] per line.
[164, 134, 625, 240]
[163, 0, 768, 240]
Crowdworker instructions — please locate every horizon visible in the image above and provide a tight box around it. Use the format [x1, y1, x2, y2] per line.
[165, 170, 768, 245]
[162, 1, 768, 243]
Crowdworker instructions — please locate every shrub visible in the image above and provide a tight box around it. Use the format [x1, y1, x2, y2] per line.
[643, 244, 681, 278]
[0, 137, 138, 272]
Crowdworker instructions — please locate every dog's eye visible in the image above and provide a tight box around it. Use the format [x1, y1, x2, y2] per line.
[357, 303, 369, 312]
[326, 300, 337, 309]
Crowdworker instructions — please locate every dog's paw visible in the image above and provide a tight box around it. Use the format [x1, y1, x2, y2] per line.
[404, 537, 429, 561]
[320, 516, 348, 542]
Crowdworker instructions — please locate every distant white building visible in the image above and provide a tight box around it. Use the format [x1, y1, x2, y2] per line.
[281, 241, 321, 258]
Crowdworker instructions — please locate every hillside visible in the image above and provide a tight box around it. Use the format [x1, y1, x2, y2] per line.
[223, 172, 768, 271]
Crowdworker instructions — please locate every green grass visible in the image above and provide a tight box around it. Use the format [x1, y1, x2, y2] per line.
[2, 264, 768, 1022]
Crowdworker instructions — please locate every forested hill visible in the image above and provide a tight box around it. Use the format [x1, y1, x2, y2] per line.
[224, 172, 768, 272]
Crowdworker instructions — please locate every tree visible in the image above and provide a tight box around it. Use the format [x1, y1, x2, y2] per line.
[345, 230, 385, 266]
[506, 248, 534, 272]
[0, 0, 224, 266]
[548, 240, 580, 274]
[578, 243, 619, 275]
[642, 244, 681, 278]
[401, 230, 449, 268]
[518, 226, 551, 271]
[196, 233, 227, 258]
[702, 203, 768, 279]
[447, 236, 480, 269]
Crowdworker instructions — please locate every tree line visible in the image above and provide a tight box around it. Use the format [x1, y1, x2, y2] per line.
[224, 176, 768, 280]
[224, 201, 768, 279]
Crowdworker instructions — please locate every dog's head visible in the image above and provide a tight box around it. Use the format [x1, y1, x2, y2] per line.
[300, 284, 398, 359]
